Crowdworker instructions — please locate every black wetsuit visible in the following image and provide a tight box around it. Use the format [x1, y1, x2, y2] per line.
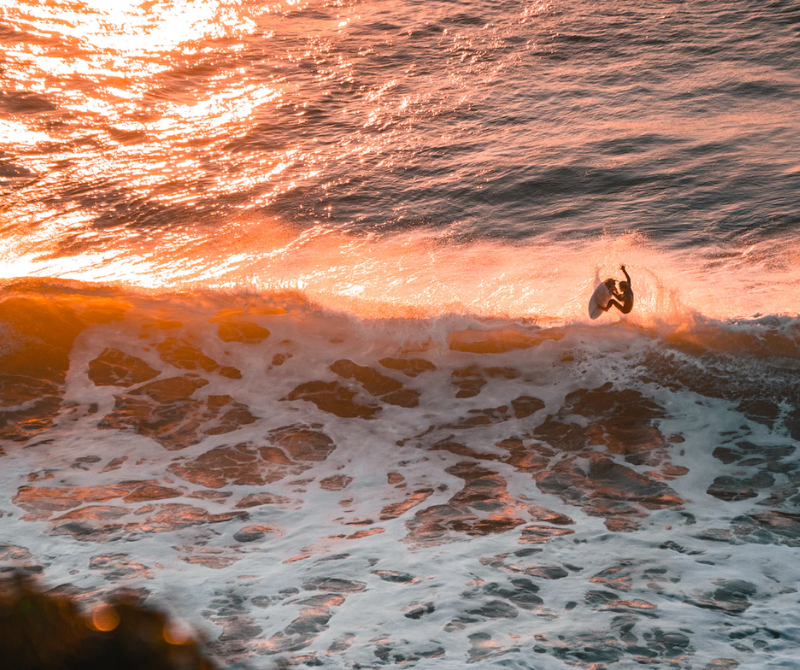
[605, 288, 633, 314]
[602, 267, 633, 314]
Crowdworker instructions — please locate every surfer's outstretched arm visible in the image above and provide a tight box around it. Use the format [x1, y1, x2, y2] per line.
[621, 265, 631, 285]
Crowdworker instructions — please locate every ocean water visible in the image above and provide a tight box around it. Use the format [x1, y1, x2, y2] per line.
[1, 0, 800, 668]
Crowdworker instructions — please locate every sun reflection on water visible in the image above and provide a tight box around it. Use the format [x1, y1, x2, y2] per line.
[1, 0, 256, 54]
[0, 0, 294, 250]
[0, 0, 459, 295]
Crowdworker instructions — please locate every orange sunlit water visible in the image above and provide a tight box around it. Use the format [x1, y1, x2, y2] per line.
[0, 0, 292, 232]
[1, 219, 797, 324]
[0, 0, 407, 303]
[0, 0, 797, 326]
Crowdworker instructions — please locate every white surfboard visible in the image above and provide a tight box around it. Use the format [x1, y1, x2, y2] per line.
[588, 282, 612, 320]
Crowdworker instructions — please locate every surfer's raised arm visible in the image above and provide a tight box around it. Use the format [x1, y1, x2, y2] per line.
[595, 265, 634, 315]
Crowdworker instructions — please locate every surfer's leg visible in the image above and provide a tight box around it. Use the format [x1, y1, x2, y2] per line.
[601, 299, 624, 313]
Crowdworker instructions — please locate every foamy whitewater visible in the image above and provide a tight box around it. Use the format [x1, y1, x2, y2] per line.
[1, 1, 800, 669]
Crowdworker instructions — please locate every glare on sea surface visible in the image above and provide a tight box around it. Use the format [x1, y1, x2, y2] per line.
[0, 0, 396, 296]
[0, 0, 297, 283]
[0, 0, 255, 53]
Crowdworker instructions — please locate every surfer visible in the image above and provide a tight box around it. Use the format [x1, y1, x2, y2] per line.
[600, 265, 633, 314]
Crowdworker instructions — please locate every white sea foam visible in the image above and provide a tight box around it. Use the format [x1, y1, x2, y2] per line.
[1, 283, 798, 668]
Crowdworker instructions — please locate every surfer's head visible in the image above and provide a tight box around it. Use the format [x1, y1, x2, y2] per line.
[619, 281, 629, 291]
[604, 279, 616, 290]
